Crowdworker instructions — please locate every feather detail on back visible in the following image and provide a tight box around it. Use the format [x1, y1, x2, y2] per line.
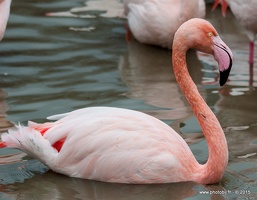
[28, 121, 66, 152]
[47, 113, 70, 121]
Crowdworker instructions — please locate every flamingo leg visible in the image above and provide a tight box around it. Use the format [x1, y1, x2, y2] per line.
[211, 0, 220, 12]
[221, 1, 228, 17]
[124, 23, 133, 43]
[212, 0, 228, 17]
[249, 62, 254, 86]
[249, 41, 254, 64]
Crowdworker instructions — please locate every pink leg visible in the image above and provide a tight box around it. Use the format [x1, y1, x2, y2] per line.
[123, 23, 133, 43]
[249, 41, 254, 64]
[211, 0, 220, 11]
[249, 62, 253, 87]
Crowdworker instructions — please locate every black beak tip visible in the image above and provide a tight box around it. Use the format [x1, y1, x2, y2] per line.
[219, 62, 232, 86]
[219, 69, 230, 86]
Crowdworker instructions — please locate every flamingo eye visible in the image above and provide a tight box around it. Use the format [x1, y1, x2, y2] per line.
[207, 32, 213, 37]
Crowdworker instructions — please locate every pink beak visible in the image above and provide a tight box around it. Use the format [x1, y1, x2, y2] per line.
[212, 36, 233, 86]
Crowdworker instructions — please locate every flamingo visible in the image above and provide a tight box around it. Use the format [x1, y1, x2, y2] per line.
[123, 0, 205, 49]
[212, 0, 257, 64]
[0, 0, 12, 41]
[0, 18, 233, 184]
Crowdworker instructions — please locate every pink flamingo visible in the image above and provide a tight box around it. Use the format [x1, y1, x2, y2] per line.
[0, 0, 12, 41]
[212, 0, 257, 64]
[0, 18, 233, 184]
[123, 0, 205, 48]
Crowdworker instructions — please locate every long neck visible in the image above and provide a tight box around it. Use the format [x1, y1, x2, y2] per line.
[172, 43, 228, 184]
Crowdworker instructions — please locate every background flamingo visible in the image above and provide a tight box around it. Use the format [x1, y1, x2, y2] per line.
[0, 0, 12, 41]
[123, 0, 205, 48]
[212, 0, 257, 64]
[0, 18, 233, 184]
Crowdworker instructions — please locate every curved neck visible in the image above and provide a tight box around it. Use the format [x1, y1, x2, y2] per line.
[172, 44, 228, 184]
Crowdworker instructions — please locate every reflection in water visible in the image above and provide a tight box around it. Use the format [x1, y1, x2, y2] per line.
[118, 38, 208, 143]
[0, 158, 48, 185]
[1, 172, 199, 199]
[0, 89, 13, 133]
[119, 39, 206, 119]
[215, 86, 257, 160]
[2, 170, 256, 199]
[46, 0, 124, 19]
[119, 37, 210, 143]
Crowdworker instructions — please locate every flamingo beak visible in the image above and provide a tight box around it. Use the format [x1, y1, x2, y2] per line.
[212, 0, 228, 17]
[212, 36, 233, 86]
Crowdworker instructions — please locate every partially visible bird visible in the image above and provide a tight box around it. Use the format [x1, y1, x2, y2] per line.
[212, 0, 257, 64]
[123, 0, 205, 49]
[0, 18, 233, 184]
[0, 0, 12, 41]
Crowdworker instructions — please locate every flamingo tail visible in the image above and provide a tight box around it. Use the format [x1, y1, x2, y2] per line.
[0, 124, 58, 166]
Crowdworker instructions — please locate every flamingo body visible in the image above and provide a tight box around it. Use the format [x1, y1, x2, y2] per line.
[227, 0, 257, 63]
[225, 0, 257, 39]
[0, 18, 233, 184]
[3, 107, 200, 183]
[0, 0, 12, 41]
[123, 0, 205, 48]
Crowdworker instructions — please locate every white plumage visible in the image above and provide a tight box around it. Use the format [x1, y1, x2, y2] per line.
[123, 0, 205, 48]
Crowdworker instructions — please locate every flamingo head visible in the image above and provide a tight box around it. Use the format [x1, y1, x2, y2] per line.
[174, 18, 233, 86]
[212, 0, 228, 17]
